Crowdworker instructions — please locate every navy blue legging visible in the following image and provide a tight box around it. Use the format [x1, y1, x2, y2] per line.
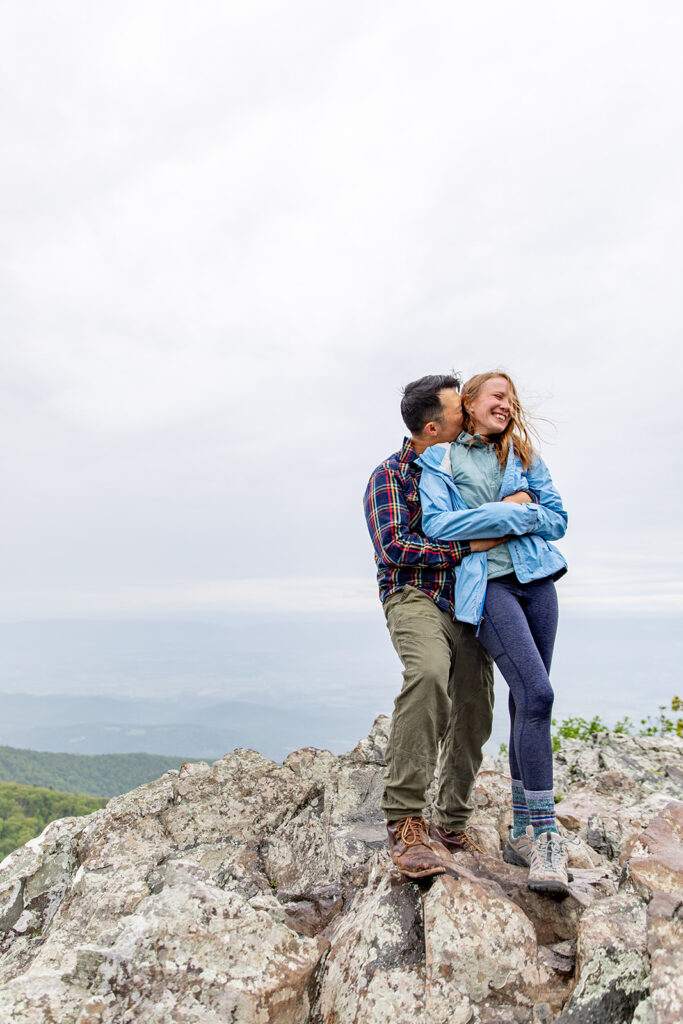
[477, 576, 558, 792]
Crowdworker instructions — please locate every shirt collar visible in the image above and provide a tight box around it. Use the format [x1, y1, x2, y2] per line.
[398, 436, 419, 464]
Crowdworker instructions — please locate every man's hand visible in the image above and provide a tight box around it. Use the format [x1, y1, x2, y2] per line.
[470, 536, 510, 553]
[501, 491, 533, 504]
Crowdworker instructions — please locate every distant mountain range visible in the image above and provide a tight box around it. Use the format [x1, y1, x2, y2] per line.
[0, 689, 373, 861]
[0, 692, 375, 764]
[0, 692, 374, 805]
[1, 614, 680, 767]
[0, 746, 185, 798]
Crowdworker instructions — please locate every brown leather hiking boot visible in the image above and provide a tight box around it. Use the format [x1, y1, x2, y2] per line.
[430, 822, 486, 856]
[387, 817, 447, 878]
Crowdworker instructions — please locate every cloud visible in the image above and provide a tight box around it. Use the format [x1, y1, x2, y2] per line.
[1, 2, 682, 616]
[4, 564, 683, 621]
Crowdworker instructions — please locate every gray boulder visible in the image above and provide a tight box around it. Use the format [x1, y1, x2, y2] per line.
[0, 716, 681, 1023]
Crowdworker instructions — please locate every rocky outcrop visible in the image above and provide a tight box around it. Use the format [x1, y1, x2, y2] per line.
[0, 719, 681, 1023]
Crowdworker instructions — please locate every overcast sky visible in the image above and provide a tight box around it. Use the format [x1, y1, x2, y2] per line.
[2, 1, 682, 620]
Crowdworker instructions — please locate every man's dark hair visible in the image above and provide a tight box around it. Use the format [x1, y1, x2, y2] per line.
[400, 374, 462, 434]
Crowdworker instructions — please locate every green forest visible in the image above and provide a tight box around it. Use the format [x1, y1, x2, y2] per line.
[0, 746, 191, 861]
[0, 781, 105, 859]
[0, 746, 185, 798]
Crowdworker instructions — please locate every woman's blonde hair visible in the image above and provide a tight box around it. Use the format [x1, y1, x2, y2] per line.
[461, 371, 538, 471]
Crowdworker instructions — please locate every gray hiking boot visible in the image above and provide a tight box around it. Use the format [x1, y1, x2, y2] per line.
[503, 825, 535, 867]
[527, 831, 571, 897]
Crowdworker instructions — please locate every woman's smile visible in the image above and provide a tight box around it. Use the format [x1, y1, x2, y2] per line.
[467, 376, 513, 436]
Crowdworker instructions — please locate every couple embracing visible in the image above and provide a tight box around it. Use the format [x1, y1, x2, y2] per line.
[363, 371, 569, 896]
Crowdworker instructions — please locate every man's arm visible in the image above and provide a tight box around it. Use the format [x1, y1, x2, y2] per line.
[471, 536, 510, 552]
[501, 491, 533, 504]
[364, 463, 471, 568]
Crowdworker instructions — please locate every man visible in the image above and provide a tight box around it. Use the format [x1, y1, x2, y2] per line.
[364, 374, 502, 878]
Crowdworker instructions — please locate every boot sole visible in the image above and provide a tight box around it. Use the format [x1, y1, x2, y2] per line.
[528, 879, 571, 898]
[397, 865, 447, 879]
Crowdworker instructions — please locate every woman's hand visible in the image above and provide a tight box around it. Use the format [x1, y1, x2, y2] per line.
[501, 491, 533, 504]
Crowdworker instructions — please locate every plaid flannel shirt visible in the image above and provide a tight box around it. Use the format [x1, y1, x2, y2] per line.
[363, 437, 471, 615]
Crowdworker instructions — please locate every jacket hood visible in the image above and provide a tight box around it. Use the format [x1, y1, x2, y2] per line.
[417, 435, 508, 479]
[416, 444, 452, 476]
[453, 431, 495, 450]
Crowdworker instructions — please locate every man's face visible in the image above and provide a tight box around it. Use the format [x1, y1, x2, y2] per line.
[432, 387, 464, 443]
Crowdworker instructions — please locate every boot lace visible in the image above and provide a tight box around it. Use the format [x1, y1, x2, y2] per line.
[548, 833, 579, 869]
[447, 829, 485, 855]
[397, 816, 430, 847]
[530, 832, 571, 871]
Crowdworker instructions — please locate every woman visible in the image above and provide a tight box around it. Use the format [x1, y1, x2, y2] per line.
[417, 371, 570, 895]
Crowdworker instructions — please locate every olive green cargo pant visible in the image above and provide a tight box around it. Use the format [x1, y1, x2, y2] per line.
[381, 585, 494, 831]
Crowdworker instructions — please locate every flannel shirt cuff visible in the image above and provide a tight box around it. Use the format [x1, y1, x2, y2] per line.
[447, 540, 471, 562]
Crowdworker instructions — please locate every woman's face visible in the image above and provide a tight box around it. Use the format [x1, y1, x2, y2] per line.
[466, 376, 512, 437]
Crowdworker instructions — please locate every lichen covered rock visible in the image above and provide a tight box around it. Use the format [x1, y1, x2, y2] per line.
[0, 722, 681, 1022]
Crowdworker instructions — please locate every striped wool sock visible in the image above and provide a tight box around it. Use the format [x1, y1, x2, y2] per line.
[511, 778, 530, 838]
[525, 789, 558, 838]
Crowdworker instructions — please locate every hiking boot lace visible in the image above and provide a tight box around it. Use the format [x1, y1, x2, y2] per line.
[547, 834, 569, 870]
[397, 816, 430, 847]
[451, 830, 485, 855]
[530, 833, 573, 871]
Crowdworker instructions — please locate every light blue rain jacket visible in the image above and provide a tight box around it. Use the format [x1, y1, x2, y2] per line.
[417, 442, 568, 626]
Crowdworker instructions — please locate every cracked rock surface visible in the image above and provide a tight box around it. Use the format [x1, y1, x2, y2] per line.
[0, 719, 681, 1023]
